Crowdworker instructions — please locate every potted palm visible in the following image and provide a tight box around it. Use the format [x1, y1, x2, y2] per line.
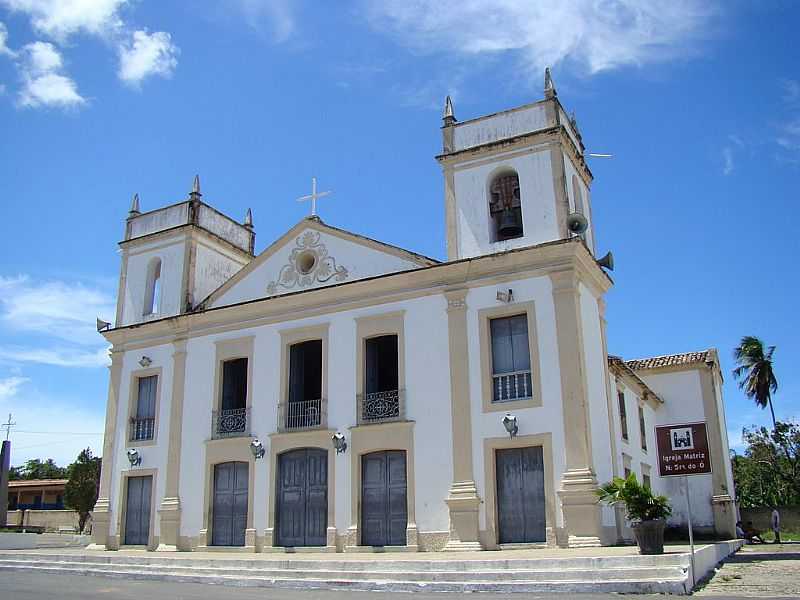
[597, 473, 672, 555]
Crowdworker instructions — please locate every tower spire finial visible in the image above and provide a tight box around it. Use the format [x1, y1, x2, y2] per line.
[190, 175, 201, 199]
[244, 208, 253, 228]
[443, 95, 456, 126]
[128, 193, 140, 217]
[544, 67, 556, 99]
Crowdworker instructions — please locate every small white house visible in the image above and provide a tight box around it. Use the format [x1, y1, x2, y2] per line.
[90, 71, 736, 553]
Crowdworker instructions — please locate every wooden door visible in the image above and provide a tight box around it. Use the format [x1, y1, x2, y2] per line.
[495, 446, 546, 544]
[276, 448, 328, 547]
[361, 450, 407, 546]
[123, 475, 152, 546]
[212, 461, 249, 546]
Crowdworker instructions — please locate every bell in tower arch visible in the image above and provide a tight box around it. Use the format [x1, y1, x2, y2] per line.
[490, 172, 524, 241]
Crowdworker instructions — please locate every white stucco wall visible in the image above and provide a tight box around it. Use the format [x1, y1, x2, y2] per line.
[453, 147, 561, 259]
[120, 237, 186, 326]
[210, 227, 425, 308]
[637, 369, 715, 528]
[108, 343, 175, 539]
[453, 103, 549, 152]
[174, 293, 455, 540]
[578, 284, 615, 527]
[466, 275, 568, 531]
[192, 238, 248, 306]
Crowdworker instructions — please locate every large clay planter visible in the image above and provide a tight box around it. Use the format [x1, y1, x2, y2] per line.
[631, 519, 666, 555]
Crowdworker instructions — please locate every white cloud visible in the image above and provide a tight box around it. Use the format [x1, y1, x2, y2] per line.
[118, 29, 178, 86]
[0, 21, 16, 56]
[0, 346, 109, 368]
[0, 0, 126, 40]
[0, 383, 104, 464]
[0, 376, 29, 400]
[0, 275, 114, 345]
[234, 0, 295, 42]
[776, 119, 800, 152]
[0, 275, 112, 370]
[16, 41, 85, 108]
[365, 0, 718, 76]
[722, 147, 733, 176]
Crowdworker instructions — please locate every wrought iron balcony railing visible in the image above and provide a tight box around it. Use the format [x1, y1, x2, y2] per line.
[212, 407, 250, 439]
[129, 417, 155, 441]
[492, 370, 533, 403]
[358, 389, 404, 425]
[278, 398, 326, 432]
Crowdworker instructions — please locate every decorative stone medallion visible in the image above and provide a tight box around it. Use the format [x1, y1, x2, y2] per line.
[266, 230, 349, 295]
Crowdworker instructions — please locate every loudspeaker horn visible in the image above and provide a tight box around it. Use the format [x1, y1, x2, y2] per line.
[566, 212, 588, 235]
[596, 251, 614, 271]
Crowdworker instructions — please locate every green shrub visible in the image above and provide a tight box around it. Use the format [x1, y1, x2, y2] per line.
[597, 473, 672, 522]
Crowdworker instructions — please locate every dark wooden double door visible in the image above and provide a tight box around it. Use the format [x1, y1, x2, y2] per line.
[124, 475, 152, 546]
[276, 448, 328, 547]
[361, 450, 407, 547]
[212, 461, 249, 546]
[495, 446, 546, 544]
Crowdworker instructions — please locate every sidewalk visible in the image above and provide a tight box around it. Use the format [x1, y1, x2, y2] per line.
[695, 542, 800, 597]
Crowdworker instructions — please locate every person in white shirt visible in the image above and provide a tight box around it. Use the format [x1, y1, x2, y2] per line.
[771, 507, 781, 544]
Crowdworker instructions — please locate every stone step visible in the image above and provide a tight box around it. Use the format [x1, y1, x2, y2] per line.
[0, 557, 685, 583]
[0, 550, 689, 571]
[0, 563, 688, 594]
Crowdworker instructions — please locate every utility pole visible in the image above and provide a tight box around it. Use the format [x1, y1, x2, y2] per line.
[0, 413, 14, 529]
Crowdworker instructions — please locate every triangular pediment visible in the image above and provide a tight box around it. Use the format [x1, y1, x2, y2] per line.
[201, 217, 437, 309]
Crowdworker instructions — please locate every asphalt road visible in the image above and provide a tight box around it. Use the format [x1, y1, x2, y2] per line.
[0, 572, 796, 600]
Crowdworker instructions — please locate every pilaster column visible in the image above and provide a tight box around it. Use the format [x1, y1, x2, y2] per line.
[550, 271, 602, 548]
[157, 338, 187, 551]
[88, 349, 124, 550]
[443, 289, 482, 551]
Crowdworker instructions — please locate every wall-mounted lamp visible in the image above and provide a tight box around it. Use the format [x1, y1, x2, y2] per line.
[331, 432, 347, 455]
[138, 356, 152, 368]
[127, 448, 142, 467]
[502, 413, 518, 438]
[496, 289, 514, 303]
[249, 438, 265, 460]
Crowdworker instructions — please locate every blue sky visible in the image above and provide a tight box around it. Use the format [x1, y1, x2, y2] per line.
[0, 1, 797, 466]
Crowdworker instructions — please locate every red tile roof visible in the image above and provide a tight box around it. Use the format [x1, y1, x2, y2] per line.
[625, 351, 711, 371]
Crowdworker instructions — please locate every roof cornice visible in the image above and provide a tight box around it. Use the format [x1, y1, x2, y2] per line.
[103, 238, 611, 350]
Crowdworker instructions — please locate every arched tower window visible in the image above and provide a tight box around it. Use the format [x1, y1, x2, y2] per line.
[489, 170, 523, 242]
[572, 175, 585, 216]
[143, 258, 161, 316]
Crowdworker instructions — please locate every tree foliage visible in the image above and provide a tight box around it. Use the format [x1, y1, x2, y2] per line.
[64, 448, 101, 533]
[733, 336, 779, 430]
[8, 458, 67, 480]
[597, 472, 672, 521]
[732, 421, 800, 508]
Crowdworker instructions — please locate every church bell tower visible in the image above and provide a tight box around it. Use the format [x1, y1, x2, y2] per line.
[437, 69, 596, 261]
[115, 176, 255, 327]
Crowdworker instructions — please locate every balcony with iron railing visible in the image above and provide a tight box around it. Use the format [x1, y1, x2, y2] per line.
[278, 398, 327, 432]
[129, 417, 155, 442]
[212, 407, 251, 439]
[357, 389, 404, 425]
[492, 370, 533, 403]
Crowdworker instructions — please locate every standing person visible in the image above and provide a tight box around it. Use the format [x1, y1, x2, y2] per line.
[771, 507, 781, 544]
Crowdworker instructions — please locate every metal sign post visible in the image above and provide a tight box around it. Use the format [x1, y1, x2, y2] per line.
[684, 475, 695, 588]
[655, 422, 712, 591]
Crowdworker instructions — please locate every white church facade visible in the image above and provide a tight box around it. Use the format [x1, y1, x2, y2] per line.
[90, 71, 737, 553]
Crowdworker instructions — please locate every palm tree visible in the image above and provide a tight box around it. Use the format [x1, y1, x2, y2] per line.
[733, 336, 778, 430]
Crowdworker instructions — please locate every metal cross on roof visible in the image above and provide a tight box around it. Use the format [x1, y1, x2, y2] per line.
[296, 177, 332, 217]
[2, 413, 15, 441]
